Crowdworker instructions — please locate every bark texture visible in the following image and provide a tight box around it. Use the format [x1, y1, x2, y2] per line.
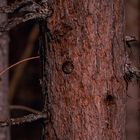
[0, 0, 9, 140]
[45, 0, 126, 140]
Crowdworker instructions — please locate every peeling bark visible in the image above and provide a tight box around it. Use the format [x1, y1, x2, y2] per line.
[44, 0, 126, 140]
[0, 0, 9, 140]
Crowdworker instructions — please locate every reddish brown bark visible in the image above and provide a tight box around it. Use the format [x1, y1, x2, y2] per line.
[45, 0, 126, 139]
[125, 0, 140, 139]
[0, 0, 9, 140]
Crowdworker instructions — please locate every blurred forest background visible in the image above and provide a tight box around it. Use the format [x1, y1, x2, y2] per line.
[2, 0, 140, 140]
[125, 0, 139, 140]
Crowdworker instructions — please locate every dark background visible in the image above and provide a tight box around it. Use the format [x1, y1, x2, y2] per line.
[8, 1, 43, 139]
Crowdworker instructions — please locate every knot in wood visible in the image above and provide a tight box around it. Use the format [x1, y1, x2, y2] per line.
[62, 60, 74, 74]
[104, 94, 115, 105]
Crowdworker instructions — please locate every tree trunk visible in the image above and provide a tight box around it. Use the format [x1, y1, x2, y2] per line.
[0, 0, 9, 140]
[44, 0, 126, 139]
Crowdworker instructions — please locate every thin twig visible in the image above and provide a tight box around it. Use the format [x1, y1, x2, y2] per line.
[10, 105, 41, 114]
[0, 56, 40, 76]
[0, 113, 47, 127]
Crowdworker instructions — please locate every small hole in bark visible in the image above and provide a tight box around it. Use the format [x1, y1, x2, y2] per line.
[62, 60, 74, 74]
[106, 95, 114, 101]
[105, 94, 115, 105]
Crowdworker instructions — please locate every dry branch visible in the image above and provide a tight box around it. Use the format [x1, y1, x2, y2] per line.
[0, 113, 47, 127]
